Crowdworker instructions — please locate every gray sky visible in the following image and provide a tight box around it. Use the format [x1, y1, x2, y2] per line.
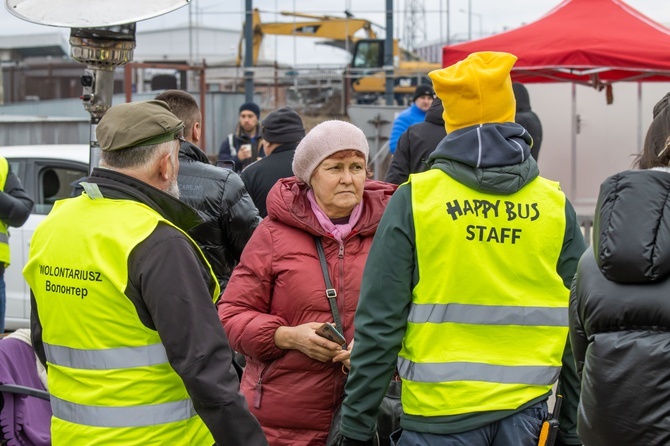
[175, 0, 670, 42]
[2, 0, 670, 65]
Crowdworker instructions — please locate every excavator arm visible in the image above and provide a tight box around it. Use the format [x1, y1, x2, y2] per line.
[236, 8, 377, 66]
[235, 8, 439, 104]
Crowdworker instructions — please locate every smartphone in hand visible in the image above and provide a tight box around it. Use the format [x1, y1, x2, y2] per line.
[215, 159, 235, 170]
[316, 323, 347, 349]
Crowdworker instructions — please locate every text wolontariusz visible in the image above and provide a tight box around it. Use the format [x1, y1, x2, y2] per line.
[37, 264, 103, 299]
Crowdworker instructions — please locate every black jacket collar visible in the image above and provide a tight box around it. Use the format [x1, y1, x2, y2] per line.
[88, 167, 203, 232]
[179, 141, 210, 164]
[270, 141, 299, 155]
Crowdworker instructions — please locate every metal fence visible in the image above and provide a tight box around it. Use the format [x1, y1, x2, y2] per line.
[0, 91, 257, 157]
[0, 116, 89, 146]
[206, 63, 435, 112]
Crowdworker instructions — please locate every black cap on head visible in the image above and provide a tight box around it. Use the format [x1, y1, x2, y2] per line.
[413, 84, 435, 102]
[239, 102, 261, 118]
[262, 107, 306, 144]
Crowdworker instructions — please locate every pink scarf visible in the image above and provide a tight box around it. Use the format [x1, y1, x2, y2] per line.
[307, 189, 363, 243]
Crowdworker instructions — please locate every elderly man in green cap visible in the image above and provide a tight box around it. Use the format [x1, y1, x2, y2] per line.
[23, 100, 268, 446]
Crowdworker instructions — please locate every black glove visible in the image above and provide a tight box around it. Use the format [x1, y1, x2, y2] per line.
[340, 437, 375, 446]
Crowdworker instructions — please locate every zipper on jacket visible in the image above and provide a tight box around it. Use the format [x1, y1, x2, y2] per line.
[253, 362, 274, 409]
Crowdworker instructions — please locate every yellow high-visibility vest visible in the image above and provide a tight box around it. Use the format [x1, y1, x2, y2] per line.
[24, 190, 219, 445]
[0, 157, 10, 266]
[400, 169, 569, 417]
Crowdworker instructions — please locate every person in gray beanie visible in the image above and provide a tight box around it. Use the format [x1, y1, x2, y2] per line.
[218, 119, 396, 444]
[292, 120, 370, 185]
[241, 106, 305, 217]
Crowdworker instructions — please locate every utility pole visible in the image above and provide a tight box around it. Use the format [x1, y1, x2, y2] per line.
[188, 2, 193, 65]
[468, 0, 472, 41]
[244, 0, 254, 102]
[385, 0, 394, 105]
[446, 0, 450, 45]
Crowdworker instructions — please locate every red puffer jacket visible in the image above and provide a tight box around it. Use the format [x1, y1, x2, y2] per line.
[218, 176, 395, 446]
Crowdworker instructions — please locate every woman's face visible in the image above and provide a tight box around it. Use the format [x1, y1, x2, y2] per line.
[310, 150, 366, 219]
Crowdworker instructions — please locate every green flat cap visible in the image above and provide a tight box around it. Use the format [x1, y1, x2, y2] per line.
[96, 100, 185, 152]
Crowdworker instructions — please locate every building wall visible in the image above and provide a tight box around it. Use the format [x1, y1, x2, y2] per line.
[528, 81, 670, 214]
[134, 27, 239, 64]
[0, 118, 88, 146]
[2, 60, 124, 103]
[0, 91, 257, 156]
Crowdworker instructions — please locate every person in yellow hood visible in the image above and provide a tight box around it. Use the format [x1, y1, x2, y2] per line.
[337, 52, 586, 446]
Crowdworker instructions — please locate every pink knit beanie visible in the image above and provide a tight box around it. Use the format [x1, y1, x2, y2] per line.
[292, 120, 369, 185]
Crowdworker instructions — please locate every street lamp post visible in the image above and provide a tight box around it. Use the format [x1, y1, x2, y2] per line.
[459, 7, 482, 40]
[468, 0, 472, 41]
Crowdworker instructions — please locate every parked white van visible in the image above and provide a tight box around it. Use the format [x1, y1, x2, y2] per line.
[0, 145, 89, 330]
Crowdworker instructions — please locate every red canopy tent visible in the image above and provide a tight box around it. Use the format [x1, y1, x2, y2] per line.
[440, 0, 670, 203]
[442, 0, 670, 90]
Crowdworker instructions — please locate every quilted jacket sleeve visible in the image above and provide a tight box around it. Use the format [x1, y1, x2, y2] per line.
[219, 170, 261, 263]
[0, 169, 34, 227]
[218, 223, 289, 362]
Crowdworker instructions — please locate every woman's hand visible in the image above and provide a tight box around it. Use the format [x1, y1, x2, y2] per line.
[274, 322, 344, 362]
[333, 338, 354, 369]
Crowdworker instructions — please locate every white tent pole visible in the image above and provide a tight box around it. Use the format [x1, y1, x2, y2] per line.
[637, 82, 643, 153]
[571, 82, 577, 202]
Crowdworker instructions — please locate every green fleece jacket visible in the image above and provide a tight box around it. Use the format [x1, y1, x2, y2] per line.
[339, 123, 586, 445]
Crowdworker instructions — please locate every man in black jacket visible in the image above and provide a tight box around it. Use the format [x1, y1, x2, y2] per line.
[0, 158, 33, 333]
[384, 97, 446, 185]
[155, 90, 261, 290]
[513, 82, 543, 161]
[241, 107, 305, 217]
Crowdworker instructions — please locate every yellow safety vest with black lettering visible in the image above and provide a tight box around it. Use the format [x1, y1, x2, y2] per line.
[23, 190, 219, 445]
[400, 169, 569, 417]
[0, 157, 10, 265]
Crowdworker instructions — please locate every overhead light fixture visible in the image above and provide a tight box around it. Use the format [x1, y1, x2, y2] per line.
[5, 0, 190, 170]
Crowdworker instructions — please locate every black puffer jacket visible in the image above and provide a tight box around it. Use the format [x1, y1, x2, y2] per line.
[384, 98, 446, 185]
[178, 141, 261, 290]
[570, 168, 670, 446]
[240, 142, 297, 218]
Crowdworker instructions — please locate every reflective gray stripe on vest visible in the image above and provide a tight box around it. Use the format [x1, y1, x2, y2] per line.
[397, 357, 561, 386]
[44, 343, 169, 370]
[0, 232, 8, 244]
[408, 303, 568, 327]
[51, 395, 197, 428]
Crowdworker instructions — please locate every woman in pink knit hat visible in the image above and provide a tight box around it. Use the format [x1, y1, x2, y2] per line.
[218, 120, 396, 445]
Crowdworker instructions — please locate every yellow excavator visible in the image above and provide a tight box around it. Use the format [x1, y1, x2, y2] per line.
[237, 8, 440, 103]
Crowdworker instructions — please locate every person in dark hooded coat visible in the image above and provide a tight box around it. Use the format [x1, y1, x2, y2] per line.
[570, 92, 670, 446]
[384, 97, 447, 185]
[513, 82, 543, 161]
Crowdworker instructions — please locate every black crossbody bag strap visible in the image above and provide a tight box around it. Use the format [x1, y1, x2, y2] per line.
[315, 237, 343, 334]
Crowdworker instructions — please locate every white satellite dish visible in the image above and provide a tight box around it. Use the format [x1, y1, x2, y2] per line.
[5, 0, 190, 28]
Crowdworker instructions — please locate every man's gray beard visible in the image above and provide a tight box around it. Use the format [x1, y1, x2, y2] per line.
[166, 178, 180, 199]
